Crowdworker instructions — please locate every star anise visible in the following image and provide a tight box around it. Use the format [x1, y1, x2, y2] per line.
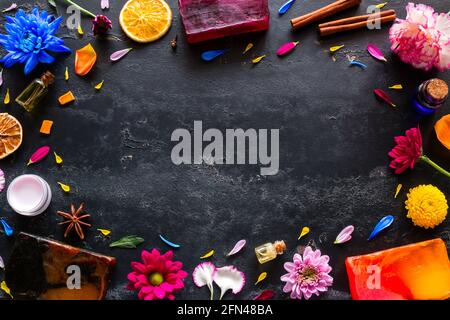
[57, 203, 91, 240]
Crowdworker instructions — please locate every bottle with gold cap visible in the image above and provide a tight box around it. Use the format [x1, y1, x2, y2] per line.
[412, 78, 448, 115]
[16, 71, 55, 112]
[255, 240, 286, 264]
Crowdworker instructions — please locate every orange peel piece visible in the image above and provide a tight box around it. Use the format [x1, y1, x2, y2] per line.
[75, 43, 97, 76]
[435, 114, 450, 150]
[58, 91, 75, 105]
[40, 120, 53, 135]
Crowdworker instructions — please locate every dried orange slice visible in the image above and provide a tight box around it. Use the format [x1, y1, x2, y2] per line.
[0, 113, 23, 159]
[435, 114, 450, 150]
[119, 0, 172, 43]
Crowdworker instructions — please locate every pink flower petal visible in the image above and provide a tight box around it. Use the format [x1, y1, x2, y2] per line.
[226, 239, 246, 256]
[153, 286, 166, 299]
[101, 0, 109, 10]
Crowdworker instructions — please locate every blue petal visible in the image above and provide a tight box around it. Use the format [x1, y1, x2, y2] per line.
[1, 53, 18, 68]
[0, 219, 13, 237]
[38, 51, 55, 64]
[5, 16, 15, 23]
[367, 215, 394, 240]
[46, 43, 71, 53]
[19, 53, 30, 63]
[40, 10, 48, 21]
[24, 54, 38, 74]
[47, 16, 62, 34]
[279, 0, 296, 15]
[201, 49, 229, 62]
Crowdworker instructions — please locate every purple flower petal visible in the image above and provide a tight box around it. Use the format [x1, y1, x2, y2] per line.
[110, 48, 133, 62]
[226, 239, 246, 257]
[334, 225, 355, 244]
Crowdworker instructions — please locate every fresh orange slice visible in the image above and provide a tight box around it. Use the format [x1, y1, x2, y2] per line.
[119, 0, 172, 43]
[0, 113, 23, 159]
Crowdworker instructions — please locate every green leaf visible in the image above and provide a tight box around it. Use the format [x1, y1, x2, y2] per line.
[48, 0, 56, 8]
[109, 235, 145, 248]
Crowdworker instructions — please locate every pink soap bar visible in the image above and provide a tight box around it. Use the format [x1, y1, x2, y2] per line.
[178, 0, 270, 44]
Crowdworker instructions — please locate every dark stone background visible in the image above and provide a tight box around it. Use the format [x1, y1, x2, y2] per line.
[0, 0, 449, 300]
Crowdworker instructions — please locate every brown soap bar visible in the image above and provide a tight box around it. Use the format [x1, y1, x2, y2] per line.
[5, 232, 116, 300]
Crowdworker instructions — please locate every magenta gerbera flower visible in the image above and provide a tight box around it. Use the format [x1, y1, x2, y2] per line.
[127, 249, 188, 300]
[280, 246, 333, 300]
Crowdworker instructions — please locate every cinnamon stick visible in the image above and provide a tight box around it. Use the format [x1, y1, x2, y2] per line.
[319, 12, 396, 36]
[319, 9, 396, 28]
[291, 0, 362, 30]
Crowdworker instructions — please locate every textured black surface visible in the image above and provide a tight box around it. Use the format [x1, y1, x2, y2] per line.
[0, 0, 449, 300]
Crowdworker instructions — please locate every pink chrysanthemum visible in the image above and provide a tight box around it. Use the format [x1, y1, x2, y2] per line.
[127, 249, 188, 300]
[390, 3, 450, 71]
[280, 247, 333, 300]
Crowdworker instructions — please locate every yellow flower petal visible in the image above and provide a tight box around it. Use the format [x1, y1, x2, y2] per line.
[243, 43, 254, 54]
[4, 88, 10, 105]
[255, 272, 267, 285]
[394, 183, 403, 198]
[64, 67, 69, 81]
[329, 45, 345, 53]
[97, 228, 111, 236]
[375, 2, 388, 9]
[252, 55, 266, 64]
[200, 249, 214, 259]
[95, 80, 104, 90]
[57, 182, 70, 193]
[298, 226, 310, 240]
[54, 152, 63, 165]
[1, 281, 13, 299]
[389, 84, 403, 90]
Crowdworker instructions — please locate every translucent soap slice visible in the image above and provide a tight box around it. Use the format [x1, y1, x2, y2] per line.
[178, 0, 270, 44]
[5, 232, 116, 300]
[345, 238, 450, 300]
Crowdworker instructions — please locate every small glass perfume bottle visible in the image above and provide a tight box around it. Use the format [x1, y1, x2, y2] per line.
[412, 78, 448, 115]
[255, 240, 286, 264]
[15, 71, 55, 112]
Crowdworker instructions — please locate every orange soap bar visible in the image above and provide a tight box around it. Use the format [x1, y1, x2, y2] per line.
[345, 238, 450, 300]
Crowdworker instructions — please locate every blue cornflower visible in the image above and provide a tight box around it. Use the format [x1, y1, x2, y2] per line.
[0, 8, 71, 75]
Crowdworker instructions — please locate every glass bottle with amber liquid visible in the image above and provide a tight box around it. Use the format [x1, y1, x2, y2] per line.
[16, 71, 54, 112]
[255, 240, 286, 264]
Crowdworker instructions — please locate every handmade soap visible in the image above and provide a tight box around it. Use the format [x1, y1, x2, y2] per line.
[345, 238, 450, 300]
[178, 0, 270, 44]
[5, 232, 116, 300]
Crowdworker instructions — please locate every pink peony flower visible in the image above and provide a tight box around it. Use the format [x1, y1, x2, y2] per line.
[127, 249, 188, 300]
[389, 3, 450, 71]
[280, 246, 333, 300]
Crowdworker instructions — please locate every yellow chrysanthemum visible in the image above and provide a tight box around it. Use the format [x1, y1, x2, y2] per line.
[405, 185, 448, 229]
